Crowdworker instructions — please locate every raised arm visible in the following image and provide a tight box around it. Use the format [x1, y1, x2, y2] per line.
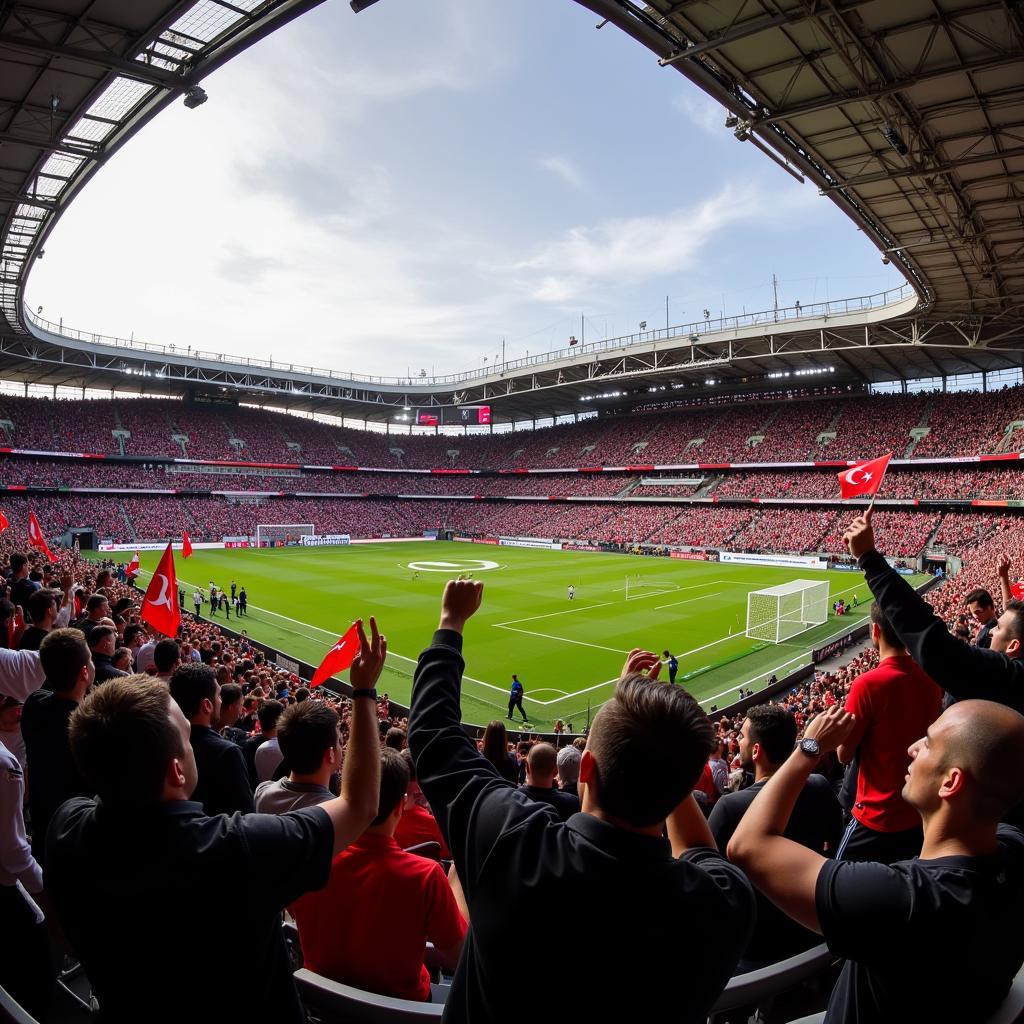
[728, 705, 856, 933]
[317, 617, 384, 855]
[408, 581, 557, 881]
[844, 511, 1022, 704]
[998, 554, 1014, 611]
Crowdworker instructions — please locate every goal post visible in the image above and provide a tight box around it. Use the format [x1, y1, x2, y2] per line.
[746, 579, 830, 644]
[255, 523, 314, 548]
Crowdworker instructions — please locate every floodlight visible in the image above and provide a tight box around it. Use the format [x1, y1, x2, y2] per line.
[183, 86, 208, 109]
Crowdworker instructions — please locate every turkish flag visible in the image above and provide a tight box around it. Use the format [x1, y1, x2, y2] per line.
[1011, 581, 1024, 602]
[837, 453, 892, 499]
[27, 512, 57, 562]
[126, 551, 141, 578]
[0, 511, 8, 534]
[182, 531, 193, 559]
[140, 543, 181, 637]
[311, 623, 361, 687]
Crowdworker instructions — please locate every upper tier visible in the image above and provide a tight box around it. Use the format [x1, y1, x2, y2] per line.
[3, 387, 1024, 468]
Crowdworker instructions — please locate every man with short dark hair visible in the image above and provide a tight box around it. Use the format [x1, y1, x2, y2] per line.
[8, 553, 38, 611]
[409, 581, 754, 1019]
[709, 704, 842, 969]
[521, 742, 580, 821]
[123, 624, 145, 671]
[244, 700, 285, 787]
[45, 619, 385, 1024]
[836, 602, 942, 864]
[19, 589, 57, 651]
[385, 726, 407, 750]
[21, 628, 95, 858]
[75, 594, 110, 642]
[170, 663, 253, 816]
[254, 699, 286, 782]
[965, 587, 998, 648]
[256, 701, 341, 813]
[152, 638, 180, 680]
[90, 625, 129, 684]
[291, 747, 467, 1001]
[218, 682, 246, 745]
[729, 700, 1024, 1023]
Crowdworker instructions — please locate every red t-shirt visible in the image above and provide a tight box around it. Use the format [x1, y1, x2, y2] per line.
[291, 831, 466, 1001]
[843, 655, 942, 832]
[394, 802, 451, 859]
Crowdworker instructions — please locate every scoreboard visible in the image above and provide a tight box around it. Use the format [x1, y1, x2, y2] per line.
[416, 405, 491, 427]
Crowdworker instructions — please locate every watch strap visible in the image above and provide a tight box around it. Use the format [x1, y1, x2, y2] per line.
[351, 688, 377, 700]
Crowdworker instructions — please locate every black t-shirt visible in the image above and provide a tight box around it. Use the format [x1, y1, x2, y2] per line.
[46, 798, 334, 1024]
[17, 625, 48, 651]
[816, 825, 1024, 1023]
[520, 784, 581, 822]
[711, 774, 843, 962]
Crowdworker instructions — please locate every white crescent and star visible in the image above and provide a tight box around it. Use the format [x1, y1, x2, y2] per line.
[843, 466, 873, 486]
[150, 573, 174, 610]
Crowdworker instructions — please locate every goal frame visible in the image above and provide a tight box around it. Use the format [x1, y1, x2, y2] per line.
[255, 523, 314, 548]
[745, 579, 829, 644]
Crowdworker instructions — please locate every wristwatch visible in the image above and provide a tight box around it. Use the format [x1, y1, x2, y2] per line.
[351, 688, 377, 700]
[799, 737, 821, 758]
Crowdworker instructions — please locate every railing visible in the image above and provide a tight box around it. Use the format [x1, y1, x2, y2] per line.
[23, 283, 916, 390]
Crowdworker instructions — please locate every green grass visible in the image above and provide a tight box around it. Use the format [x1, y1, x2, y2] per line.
[87, 542, 923, 731]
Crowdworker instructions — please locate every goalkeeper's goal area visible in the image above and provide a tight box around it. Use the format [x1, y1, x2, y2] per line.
[255, 524, 314, 547]
[746, 579, 830, 644]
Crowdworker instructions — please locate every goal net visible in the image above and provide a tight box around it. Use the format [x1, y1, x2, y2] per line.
[255, 524, 314, 548]
[746, 579, 829, 644]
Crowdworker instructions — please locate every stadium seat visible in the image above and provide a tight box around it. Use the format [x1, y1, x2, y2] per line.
[293, 968, 444, 1022]
[784, 957, 1024, 1024]
[710, 943, 836, 1014]
[0, 983, 39, 1024]
[402, 841, 442, 861]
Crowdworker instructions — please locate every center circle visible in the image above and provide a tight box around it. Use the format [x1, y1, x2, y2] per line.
[407, 559, 500, 572]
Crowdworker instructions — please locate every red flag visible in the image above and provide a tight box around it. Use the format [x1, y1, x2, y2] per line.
[27, 511, 57, 562]
[126, 551, 141, 579]
[837, 453, 892, 500]
[140, 543, 180, 638]
[182, 531, 193, 559]
[1011, 581, 1024, 602]
[0, 511, 8, 534]
[311, 623, 361, 688]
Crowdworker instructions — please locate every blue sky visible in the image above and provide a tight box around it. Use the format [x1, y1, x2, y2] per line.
[27, 0, 906, 376]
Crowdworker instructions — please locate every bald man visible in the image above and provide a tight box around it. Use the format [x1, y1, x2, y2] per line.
[520, 743, 580, 822]
[728, 700, 1024, 1023]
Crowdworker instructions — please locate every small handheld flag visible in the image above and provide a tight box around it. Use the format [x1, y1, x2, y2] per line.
[1012, 581, 1024, 602]
[837, 453, 892, 501]
[126, 551, 141, 579]
[182, 531, 193, 559]
[0, 511, 8, 534]
[311, 622, 361, 688]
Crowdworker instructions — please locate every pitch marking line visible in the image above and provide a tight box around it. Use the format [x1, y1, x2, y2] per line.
[493, 579, 727, 628]
[145, 569, 515, 703]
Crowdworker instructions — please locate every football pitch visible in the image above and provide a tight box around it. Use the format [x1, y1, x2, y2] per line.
[91, 542, 923, 732]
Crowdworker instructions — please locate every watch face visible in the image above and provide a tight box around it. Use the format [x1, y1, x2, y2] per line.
[801, 738, 820, 756]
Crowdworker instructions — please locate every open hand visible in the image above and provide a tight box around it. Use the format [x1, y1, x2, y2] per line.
[843, 507, 876, 560]
[349, 617, 387, 689]
[998, 553, 1011, 579]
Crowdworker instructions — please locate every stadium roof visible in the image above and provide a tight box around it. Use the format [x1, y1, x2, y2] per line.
[0, 0, 1021, 424]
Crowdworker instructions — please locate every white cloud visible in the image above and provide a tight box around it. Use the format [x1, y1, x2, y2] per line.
[539, 155, 587, 190]
[674, 91, 726, 136]
[515, 183, 775, 302]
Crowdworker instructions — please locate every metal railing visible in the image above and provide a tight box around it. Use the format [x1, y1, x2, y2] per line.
[23, 282, 916, 390]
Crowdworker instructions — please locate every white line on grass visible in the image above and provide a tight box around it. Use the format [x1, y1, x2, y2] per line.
[143, 569, 514, 703]
[493, 625, 629, 655]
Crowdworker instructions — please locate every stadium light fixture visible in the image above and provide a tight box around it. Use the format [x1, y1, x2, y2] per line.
[350, 0, 382, 10]
[183, 85, 208, 109]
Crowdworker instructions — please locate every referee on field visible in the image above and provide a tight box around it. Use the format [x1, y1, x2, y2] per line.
[507, 674, 528, 722]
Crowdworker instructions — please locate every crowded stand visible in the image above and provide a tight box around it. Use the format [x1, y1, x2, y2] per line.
[729, 508, 843, 554]
[1, 387, 1024, 469]
[819, 509, 941, 558]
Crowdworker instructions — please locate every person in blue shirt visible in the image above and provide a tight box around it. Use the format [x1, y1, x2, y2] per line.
[507, 675, 528, 723]
[662, 650, 679, 684]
